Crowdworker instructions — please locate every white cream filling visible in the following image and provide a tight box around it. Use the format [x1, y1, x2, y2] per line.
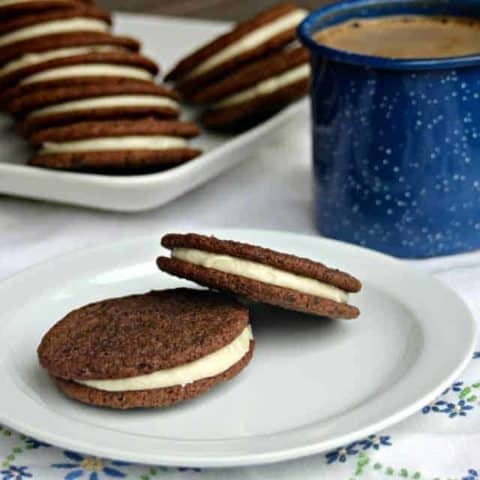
[0, 18, 110, 48]
[172, 248, 348, 303]
[29, 95, 179, 118]
[76, 325, 253, 392]
[40, 135, 187, 154]
[184, 9, 308, 80]
[0, 46, 121, 77]
[21, 64, 154, 85]
[214, 63, 309, 109]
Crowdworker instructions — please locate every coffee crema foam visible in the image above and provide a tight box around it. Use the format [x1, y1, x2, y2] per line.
[314, 15, 480, 59]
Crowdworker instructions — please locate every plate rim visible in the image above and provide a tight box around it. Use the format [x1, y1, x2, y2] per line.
[0, 228, 476, 468]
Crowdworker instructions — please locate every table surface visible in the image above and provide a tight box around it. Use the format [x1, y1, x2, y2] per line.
[98, 0, 334, 21]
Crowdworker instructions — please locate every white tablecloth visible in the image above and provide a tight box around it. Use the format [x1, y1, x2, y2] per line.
[1, 108, 480, 480]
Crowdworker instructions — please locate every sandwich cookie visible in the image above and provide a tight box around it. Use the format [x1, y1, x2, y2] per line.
[165, 3, 308, 98]
[0, 49, 159, 90]
[157, 233, 362, 319]
[0, 0, 93, 19]
[14, 82, 179, 135]
[200, 46, 310, 129]
[0, 8, 112, 63]
[37, 289, 254, 409]
[28, 118, 202, 173]
[0, 34, 141, 96]
[0, 75, 150, 111]
[0, 31, 139, 67]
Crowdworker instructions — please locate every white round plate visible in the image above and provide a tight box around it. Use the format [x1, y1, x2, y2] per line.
[0, 229, 475, 468]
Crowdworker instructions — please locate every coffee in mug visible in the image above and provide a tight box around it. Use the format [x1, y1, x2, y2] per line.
[314, 15, 480, 59]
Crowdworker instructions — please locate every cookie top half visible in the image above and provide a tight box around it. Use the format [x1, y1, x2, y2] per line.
[157, 233, 362, 319]
[38, 288, 250, 381]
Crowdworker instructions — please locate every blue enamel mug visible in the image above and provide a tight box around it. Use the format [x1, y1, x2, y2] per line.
[298, 0, 480, 258]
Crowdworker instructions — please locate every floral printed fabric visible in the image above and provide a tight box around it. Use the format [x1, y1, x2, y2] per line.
[1, 265, 479, 480]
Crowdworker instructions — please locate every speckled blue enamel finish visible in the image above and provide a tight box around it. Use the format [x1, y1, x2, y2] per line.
[299, 0, 480, 258]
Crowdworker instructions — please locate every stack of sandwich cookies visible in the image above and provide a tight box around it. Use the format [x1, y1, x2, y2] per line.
[165, 3, 308, 99]
[37, 289, 254, 409]
[198, 46, 309, 128]
[164, 2, 309, 129]
[0, 6, 126, 99]
[0, 0, 204, 173]
[158, 233, 362, 319]
[28, 118, 202, 172]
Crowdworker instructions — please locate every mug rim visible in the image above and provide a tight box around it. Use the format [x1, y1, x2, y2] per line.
[297, 0, 480, 70]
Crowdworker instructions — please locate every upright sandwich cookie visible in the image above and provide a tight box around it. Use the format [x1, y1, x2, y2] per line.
[157, 234, 362, 319]
[0, 31, 139, 67]
[37, 289, 254, 409]
[15, 81, 177, 134]
[0, 35, 141, 96]
[199, 46, 310, 129]
[0, 0, 93, 19]
[28, 118, 202, 173]
[9, 80, 169, 118]
[165, 3, 308, 98]
[0, 48, 158, 90]
[0, 7, 111, 69]
[0, 47, 153, 109]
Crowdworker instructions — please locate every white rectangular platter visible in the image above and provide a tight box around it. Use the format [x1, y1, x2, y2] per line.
[0, 13, 307, 212]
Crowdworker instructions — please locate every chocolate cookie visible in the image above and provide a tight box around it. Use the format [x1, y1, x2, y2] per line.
[37, 289, 254, 409]
[0, 72, 150, 111]
[28, 118, 202, 173]
[200, 46, 310, 129]
[157, 233, 362, 319]
[0, 32, 139, 66]
[0, 34, 142, 90]
[0, 6, 111, 38]
[9, 80, 173, 117]
[194, 46, 308, 104]
[0, 49, 159, 90]
[16, 81, 179, 135]
[0, 6, 110, 33]
[0, 0, 93, 19]
[165, 3, 308, 98]
[0, 7, 112, 71]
